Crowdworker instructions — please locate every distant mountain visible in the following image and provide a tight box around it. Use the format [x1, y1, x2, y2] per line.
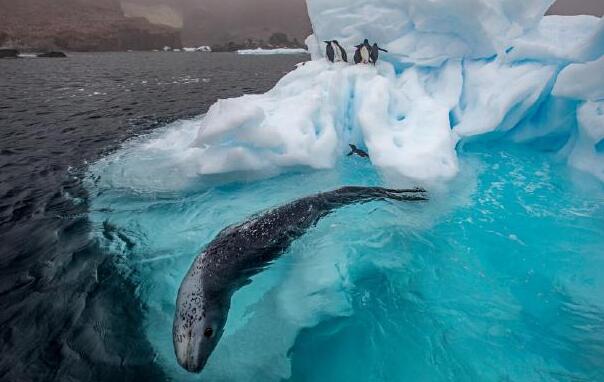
[121, 0, 312, 47]
[0, 0, 182, 51]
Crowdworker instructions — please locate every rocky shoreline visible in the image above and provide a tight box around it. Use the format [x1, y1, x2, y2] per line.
[210, 32, 306, 52]
[0, 49, 67, 59]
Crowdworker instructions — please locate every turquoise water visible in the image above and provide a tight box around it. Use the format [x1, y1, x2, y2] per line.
[87, 121, 604, 381]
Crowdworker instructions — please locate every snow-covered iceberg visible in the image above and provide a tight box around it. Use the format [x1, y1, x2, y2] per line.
[141, 0, 604, 184]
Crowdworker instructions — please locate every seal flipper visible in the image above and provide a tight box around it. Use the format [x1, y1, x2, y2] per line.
[321, 186, 428, 208]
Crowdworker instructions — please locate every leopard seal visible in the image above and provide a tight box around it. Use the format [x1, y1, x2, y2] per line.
[173, 186, 427, 373]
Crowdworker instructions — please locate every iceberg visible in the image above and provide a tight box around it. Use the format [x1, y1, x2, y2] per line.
[114, 0, 604, 188]
[181, 0, 604, 183]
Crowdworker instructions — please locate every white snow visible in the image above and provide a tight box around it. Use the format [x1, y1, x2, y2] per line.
[453, 60, 556, 136]
[505, 15, 603, 63]
[553, 56, 604, 101]
[183, 46, 212, 52]
[237, 48, 309, 55]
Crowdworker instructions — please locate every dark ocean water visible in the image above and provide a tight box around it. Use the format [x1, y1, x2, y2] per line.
[0, 52, 306, 381]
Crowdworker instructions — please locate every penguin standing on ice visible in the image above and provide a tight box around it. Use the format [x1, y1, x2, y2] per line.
[324, 40, 348, 63]
[354, 39, 372, 64]
[370, 43, 388, 64]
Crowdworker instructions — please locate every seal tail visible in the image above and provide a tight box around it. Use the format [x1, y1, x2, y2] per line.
[322, 186, 427, 208]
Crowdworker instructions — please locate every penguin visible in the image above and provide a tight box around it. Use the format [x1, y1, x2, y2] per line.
[347, 144, 369, 158]
[324, 40, 347, 63]
[354, 39, 372, 64]
[370, 43, 388, 64]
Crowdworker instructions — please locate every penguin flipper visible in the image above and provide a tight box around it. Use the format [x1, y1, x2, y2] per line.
[347, 151, 354, 157]
[342, 50, 348, 63]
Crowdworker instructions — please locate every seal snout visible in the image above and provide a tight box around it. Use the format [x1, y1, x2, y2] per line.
[175, 333, 207, 373]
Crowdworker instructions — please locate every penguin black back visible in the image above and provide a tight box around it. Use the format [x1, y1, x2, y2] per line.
[324, 41, 335, 62]
[325, 40, 347, 63]
[354, 46, 362, 64]
[370, 43, 388, 64]
[334, 41, 348, 63]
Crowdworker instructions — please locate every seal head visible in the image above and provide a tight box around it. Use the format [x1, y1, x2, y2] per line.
[173, 257, 229, 373]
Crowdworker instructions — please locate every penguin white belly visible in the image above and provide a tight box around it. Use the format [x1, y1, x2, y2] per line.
[360, 47, 370, 64]
[334, 46, 343, 62]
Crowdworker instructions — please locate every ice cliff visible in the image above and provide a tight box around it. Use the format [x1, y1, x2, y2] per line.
[188, 0, 603, 182]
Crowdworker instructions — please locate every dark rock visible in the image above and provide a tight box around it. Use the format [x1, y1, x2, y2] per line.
[37, 51, 67, 58]
[210, 32, 307, 52]
[0, 48, 19, 58]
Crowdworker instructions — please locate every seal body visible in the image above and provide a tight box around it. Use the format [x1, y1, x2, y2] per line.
[173, 186, 427, 373]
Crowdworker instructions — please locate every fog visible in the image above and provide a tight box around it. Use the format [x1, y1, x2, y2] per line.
[121, 0, 311, 46]
[120, 0, 602, 46]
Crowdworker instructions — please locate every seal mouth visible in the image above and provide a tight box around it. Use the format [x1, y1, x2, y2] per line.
[175, 336, 208, 374]
[180, 357, 206, 374]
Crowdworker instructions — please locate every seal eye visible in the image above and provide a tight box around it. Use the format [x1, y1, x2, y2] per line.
[204, 328, 214, 338]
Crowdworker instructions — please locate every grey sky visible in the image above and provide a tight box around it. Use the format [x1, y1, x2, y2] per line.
[120, 0, 602, 45]
[548, 0, 604, 16]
